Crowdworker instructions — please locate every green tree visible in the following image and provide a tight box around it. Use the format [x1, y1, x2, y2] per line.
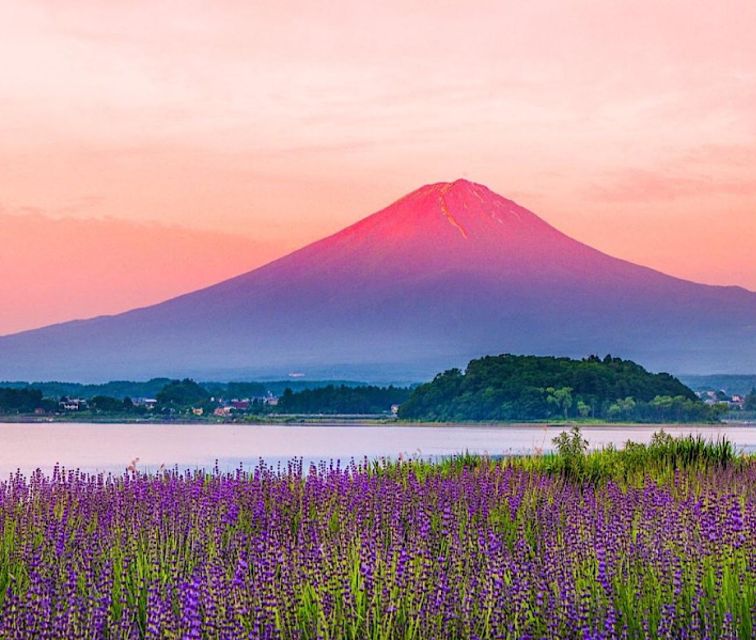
[89, 395, 124, 413]
[650, 395, 674, 420]
[277, 385, 411, 415]
[745, 388, 756, 411]
[156, 379, 210, 409]
[546, 386, 573, 419]
[0, 387, 43, 413]
[577, 400, 592, 418]
[607, 397, 636, 421]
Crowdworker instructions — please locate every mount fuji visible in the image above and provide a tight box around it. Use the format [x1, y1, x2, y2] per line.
[1, 179, 754, 381]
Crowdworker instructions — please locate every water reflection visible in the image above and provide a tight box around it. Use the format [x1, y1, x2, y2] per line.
[0, 422, 753, 476]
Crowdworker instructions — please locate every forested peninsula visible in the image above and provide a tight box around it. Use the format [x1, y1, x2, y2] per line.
[398, 354, 725, 422]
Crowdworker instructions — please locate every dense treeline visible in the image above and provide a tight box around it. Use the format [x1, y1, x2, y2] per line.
[0, 379, 172, 400]
[149, 380, 409, 415]
[0, 388, 46, 413]
[399, 354, 723, 422]
[0, 378, 368, 400]
[276, 385, 411, 414]
[2, 358, 739, 421]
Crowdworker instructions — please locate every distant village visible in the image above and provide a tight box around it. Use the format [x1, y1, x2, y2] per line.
[57, 393, 281, 417]
[0, 378, 411, 419]
[695, 389, 750, 411]
[55, 395, 404, 418]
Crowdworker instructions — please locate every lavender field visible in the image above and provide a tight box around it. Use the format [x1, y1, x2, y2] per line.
[0, 440, 753, 639]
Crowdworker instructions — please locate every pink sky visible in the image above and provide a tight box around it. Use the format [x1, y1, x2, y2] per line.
[1, 1, 755, 335]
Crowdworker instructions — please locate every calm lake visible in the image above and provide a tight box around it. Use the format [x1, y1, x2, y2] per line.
[0, 421, 754, 477]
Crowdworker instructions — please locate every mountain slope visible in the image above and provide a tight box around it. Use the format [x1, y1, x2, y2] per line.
[1, 179, 754, 381]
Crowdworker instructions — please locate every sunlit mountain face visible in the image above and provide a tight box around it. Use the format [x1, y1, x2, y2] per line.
[1, 179, 754, 382]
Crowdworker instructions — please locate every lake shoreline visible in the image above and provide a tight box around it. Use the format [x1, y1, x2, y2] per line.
[0, 415, 748, 429]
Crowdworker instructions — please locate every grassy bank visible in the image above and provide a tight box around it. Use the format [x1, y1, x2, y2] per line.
[394, 428, 744, 484]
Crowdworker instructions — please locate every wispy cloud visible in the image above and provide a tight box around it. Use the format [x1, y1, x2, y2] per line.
[587, 168, 756, 203]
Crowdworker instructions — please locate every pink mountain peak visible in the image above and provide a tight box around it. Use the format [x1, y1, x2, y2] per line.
[346, 178, 555, 251]
[273, 178, 587, 288]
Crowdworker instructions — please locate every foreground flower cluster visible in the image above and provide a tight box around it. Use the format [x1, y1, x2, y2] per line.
[0, 460, 753, 639]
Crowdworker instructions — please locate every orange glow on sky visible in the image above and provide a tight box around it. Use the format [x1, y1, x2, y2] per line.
[1, 1, 754, 335]
[0, 214, 277, 335]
